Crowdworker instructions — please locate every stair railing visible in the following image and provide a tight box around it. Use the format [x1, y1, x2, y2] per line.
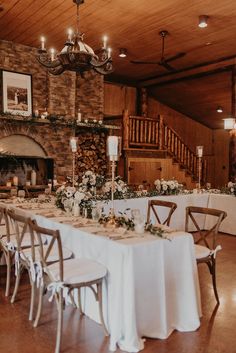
[122, 110, 207, 184]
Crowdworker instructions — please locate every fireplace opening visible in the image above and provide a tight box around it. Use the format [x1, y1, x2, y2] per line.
[0, 155, 54, 187]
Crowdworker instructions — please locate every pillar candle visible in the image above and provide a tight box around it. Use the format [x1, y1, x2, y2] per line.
[31, 170, 36, 186]
[13, 176, 18, 186]
[107, 136, 119, 157]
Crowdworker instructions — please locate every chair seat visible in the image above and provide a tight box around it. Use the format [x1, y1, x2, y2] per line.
[22, 245, 73, 263]
[194, 244, 211, 260]
[47, 258, 107, 285]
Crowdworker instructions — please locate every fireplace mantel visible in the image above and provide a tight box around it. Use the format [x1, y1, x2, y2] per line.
[0, 114, 120, 131]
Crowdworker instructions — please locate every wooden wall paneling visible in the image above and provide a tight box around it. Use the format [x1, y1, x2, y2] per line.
[104, 82, 136, 116]
[213, 129, 230, 187]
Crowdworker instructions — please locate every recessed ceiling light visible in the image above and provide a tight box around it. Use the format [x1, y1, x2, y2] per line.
[198, 15, 209, 28]
[217, 106, 223, 113]
[119, 48, 127, 58]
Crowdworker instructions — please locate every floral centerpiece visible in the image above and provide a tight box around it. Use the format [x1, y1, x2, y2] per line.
[221, 181, 236, 196]
[154, 178, 183, 195]
[79, 170, 105, 195]
[102, 176, 129, 199]
[55, 185, 91, 212]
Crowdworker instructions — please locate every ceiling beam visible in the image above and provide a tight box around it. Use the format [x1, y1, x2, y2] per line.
[139, 54, 236, 87]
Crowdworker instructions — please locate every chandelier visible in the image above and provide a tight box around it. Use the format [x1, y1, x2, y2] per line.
[37, 0, 113, 76]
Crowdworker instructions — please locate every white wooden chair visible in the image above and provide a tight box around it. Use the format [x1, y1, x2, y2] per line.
[28, 219, 109, 353]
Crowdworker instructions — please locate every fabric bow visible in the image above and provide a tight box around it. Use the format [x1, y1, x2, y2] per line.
[210, 244, 222, 259]
[29, 258, 44, 288]
[6, 241, 16, 252]
[47, 281, 70, 305]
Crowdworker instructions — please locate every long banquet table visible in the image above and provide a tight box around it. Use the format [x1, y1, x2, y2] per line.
[103, 193, 236, 235]
[1, 200, 202, 352]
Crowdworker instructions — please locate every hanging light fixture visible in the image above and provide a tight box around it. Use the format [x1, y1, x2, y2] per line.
[37, 0, 113, 76]
[119, 48, 127, 58]
[216, 106, 223, 113]
[198, 15, 209, 28]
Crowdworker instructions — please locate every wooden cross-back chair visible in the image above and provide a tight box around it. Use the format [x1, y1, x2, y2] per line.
[28, 219, 109, 353]
[185, 206, 227, 303]
[6, 209, 38, 318]
[146, 199, 177, 226]
[0, 204, 12, 296]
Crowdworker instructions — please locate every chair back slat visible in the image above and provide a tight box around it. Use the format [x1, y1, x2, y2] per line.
[147, 200, 177, 226]
[185, 206, 227, 249]
[29, 220, 64, 281]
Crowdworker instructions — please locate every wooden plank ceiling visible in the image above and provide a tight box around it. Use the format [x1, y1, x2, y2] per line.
[1, 0, 236, 128]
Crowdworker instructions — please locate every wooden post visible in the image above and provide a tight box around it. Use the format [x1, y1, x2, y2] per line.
[123, 109, 129, 150]
[229, 65, 236, 181]
[159, 115, 164, 150]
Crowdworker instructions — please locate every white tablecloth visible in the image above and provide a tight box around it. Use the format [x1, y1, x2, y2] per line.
[32, 213, 201, 352]
[103, 194, 209, 230]
[206, 194, 236, 235]
[103, 193, 235, 235]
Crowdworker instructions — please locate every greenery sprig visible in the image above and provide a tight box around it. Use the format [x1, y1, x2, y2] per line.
[145, 223, 171, 240]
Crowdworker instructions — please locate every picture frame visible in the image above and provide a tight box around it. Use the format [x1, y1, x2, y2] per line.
[2, 70, 32, 116]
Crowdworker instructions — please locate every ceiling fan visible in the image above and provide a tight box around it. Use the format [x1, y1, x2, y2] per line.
[130, 30, 186, 71]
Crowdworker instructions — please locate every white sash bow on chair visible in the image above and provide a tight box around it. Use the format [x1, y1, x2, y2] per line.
[209, 245, 222, 259]
[47, 281, 70, 305]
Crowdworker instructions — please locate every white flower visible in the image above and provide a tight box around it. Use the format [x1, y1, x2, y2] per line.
[74, 191, 85, 203]
[228, 181, 234, 188]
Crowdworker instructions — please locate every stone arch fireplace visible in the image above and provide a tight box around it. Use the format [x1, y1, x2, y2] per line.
[0, 134, 47, 157]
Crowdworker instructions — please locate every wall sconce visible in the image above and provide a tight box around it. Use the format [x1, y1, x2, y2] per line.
[119, 48, 127, 58]
[223, 118, 236, 130]
[198, 15, 209, 28]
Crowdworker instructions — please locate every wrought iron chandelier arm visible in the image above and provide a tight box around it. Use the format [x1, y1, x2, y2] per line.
[93, 61, 113, 74]
[37, 55, 63, 69]
[90, 56, 112, 68]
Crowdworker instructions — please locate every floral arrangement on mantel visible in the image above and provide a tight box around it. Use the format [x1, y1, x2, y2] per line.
[154, 179, 183, 195]
[221, 181, 236, 196]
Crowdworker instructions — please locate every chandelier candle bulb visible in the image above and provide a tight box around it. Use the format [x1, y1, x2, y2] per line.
[103, 35, 108, 49]
[67, 28, 73, 42]
[40, 36, 45, 50]
[196, 146, 203, 158]
[50, 48, 55, 61]
[108, 47, 112, 58]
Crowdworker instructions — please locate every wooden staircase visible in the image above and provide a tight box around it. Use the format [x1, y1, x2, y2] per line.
[122, 111, 207, 186]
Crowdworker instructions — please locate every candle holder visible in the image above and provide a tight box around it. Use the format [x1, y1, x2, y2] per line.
[69, 137, 78, 188]
[106, 136, 120, 224]
[196, 146, 203, 191]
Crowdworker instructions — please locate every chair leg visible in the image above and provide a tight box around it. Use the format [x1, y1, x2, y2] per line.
[77, 288, 84, 315]
[33, 284, 44, 328]
[11, 268, 22, 303]
[55, 291, 63, 353]
[29, 277, 36, 321]
[5, 252, 11, 297]
[97, 282, 109, 336]
[211, 259, 220, 304]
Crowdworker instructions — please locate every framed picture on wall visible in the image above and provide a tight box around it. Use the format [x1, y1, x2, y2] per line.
[2, 70, 32, 116]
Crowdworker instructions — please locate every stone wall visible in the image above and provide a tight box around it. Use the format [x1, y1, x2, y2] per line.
[0, 40, 107, 181]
